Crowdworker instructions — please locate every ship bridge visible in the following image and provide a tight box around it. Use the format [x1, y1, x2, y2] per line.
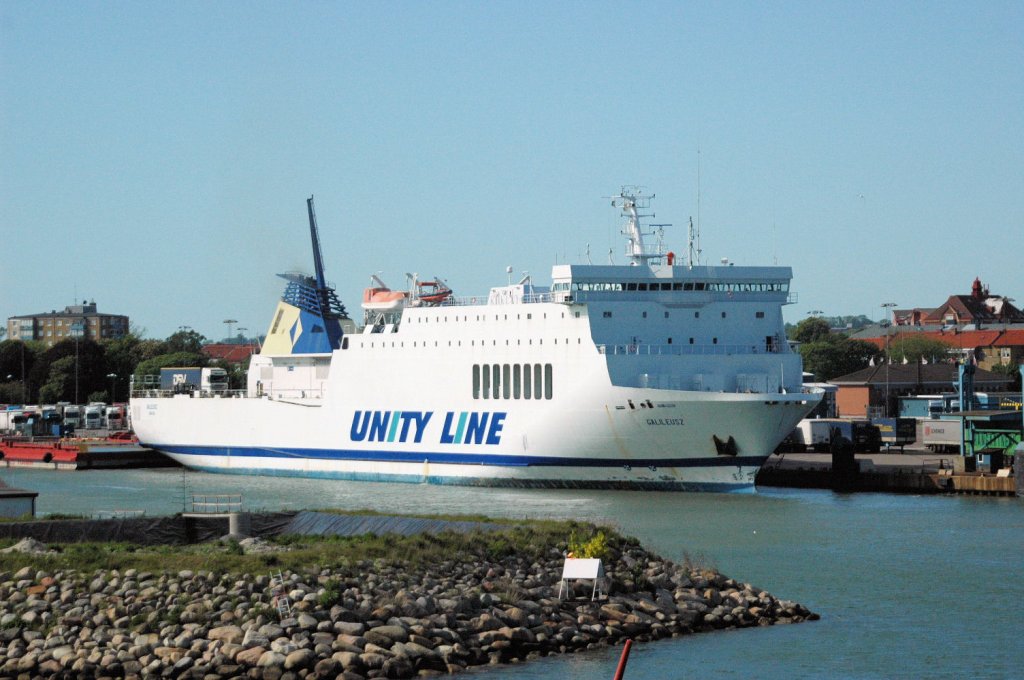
[549, 264, 795, 304]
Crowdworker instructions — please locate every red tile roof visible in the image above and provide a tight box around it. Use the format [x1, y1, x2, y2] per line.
[202, 343, 258, 364]
[862, 329, 1024, 350]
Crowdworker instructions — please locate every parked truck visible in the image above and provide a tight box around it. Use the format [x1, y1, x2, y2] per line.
[62, 404, 82, 429]
[159, 367, 229, 394]
[83, 403, 105, 430]
[871, 417, 917, 450]
[105, 405, 126, 430]
[921, 418, 963, 453]
[777, 418, 882, 453]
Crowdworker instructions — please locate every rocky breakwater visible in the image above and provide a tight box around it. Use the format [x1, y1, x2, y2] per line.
[0, 536, 816, 678]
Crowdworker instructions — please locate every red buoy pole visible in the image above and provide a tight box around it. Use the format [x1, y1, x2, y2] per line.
[612, 639, 633, 680]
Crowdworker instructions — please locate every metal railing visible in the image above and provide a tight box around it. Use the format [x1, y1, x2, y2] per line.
[597, 343, 783, 356]
[188, 494, 242, 514]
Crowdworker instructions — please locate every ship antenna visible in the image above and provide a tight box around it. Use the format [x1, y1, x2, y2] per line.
[687, 216, 702, 269]
[696, 148, 701, 257]
[609, 186, 662, 265]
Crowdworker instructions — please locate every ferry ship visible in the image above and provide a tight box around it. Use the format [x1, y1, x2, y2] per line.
[130, 189, 821, 491]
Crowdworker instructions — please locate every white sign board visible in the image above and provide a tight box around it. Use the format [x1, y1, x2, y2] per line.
[561, 558, 605, 579]
[559, 558, 606, 600]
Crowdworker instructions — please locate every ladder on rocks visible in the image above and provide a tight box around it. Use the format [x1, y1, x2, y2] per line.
[268, 570, 292, 619]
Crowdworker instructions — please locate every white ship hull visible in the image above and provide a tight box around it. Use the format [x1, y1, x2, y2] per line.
[132, 391, 813, 491]
[131, 190, 822, 492]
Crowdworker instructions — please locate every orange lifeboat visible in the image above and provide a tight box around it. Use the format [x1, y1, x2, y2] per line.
[415, 278, 453, 306]
[361, 275, 409, 311]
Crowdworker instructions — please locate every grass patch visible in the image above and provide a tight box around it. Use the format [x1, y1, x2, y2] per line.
[0, 517, 628, 576]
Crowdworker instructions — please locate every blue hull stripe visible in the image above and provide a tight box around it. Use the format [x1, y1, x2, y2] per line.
[145, 443, 767, 469]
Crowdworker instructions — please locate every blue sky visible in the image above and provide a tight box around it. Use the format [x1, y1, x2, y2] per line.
[2, 1, 1021, 341]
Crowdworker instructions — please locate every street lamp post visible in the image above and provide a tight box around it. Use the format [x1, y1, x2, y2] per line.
[71, 321, 84, 404]
[881, 302, 898, 417]
[223, 319, 238, 343]
[20, 340, 26, 404]
[107, 373, 117, 403]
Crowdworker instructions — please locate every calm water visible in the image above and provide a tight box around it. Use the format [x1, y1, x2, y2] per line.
[2, 467, 1021, 679]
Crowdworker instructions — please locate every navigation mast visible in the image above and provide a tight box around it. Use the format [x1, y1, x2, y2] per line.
[610, 186, 666, 266]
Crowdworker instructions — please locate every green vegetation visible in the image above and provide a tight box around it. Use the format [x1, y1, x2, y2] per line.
[884, 334, 954, 364]
[0, 326, 252, 404]
[0, 518, 624, 575]
[567, 527, 611, 561]
[787, 316, 881, 380]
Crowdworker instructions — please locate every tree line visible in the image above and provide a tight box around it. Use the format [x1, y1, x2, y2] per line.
[788, 317, 1021, 386]
[0, 329, 246, 405]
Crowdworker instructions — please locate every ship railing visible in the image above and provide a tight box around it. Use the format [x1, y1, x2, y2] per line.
[129, 388, 250, 399]
[596, 343, 780, 356]
[429, 292, 561, 307]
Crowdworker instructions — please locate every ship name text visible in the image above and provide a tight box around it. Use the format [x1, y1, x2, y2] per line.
[350, 410, 507, 445]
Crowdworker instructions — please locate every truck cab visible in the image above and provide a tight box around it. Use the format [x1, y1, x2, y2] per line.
[105, 405, 126, 430]
[84, 403, 105, 430]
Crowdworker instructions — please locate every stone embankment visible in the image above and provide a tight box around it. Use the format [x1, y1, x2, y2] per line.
[0, 540, 816, 679]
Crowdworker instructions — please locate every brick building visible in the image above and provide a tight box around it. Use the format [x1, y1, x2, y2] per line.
[829, 363, 1012, 418]
[6, 301, 129, 347]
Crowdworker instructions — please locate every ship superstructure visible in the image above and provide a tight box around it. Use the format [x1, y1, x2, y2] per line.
[131, 189, 821, 491]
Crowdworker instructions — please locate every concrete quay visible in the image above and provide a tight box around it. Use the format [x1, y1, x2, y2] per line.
[757, 450, 1019, 497]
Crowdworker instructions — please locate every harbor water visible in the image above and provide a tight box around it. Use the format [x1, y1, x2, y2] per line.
[2, 468, 1021, 679]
